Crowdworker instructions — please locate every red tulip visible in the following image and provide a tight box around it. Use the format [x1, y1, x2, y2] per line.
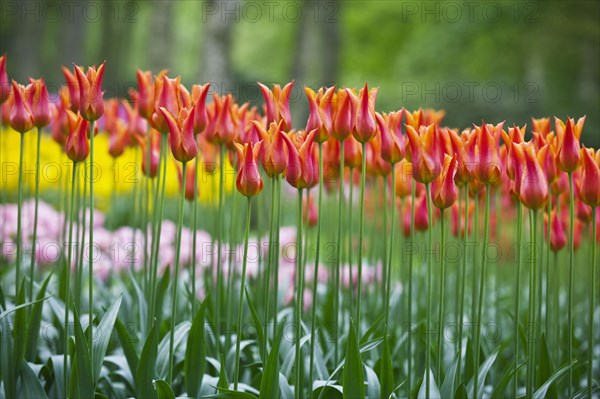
[151, 75, 182, 133]
[415, 192, 430, 232]
[73, 62, 106, 121]
[108, 119, 129, 158]
[50, 94, 69, 145]
[65, 111, 90, 163]
[0, 55, 8, 104]
[254, 120, 288, 177]
[123, 100, 148, 140]
[234, 141, 264, 197]
[545, 210, 567, 252]
[555, 116, 585, 173]
[133, 69, 168, 120]
[282, 129, 318, 189]
[537, 143, 558, 185]
[303, 194, 318, 227]
[578, 147, 600, 207]
[394, 160, 413, 198]
[351, 84, 377, 143]
[134, 129, 161, 178]
[160, 106, 198, 163]
[207, 94, 237, 145]
[344, 135, 363, 169]
[9, 81, 34, 133]
[192, 83, 210, 134]
[258, 81, 294, 131]
[433, 154, 459, 209]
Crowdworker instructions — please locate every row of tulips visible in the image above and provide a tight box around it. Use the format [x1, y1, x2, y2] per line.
[1, 52, 598, 398]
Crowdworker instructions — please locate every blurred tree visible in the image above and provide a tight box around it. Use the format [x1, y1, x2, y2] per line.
[200, 0, 234, 94]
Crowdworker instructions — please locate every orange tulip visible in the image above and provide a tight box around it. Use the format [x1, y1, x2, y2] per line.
[258, 81, 294, 131]
[405, 124, 441, 184]
[160, 106, 198, 163]
[65, 111, 90, 163]
[475, 121, 504, 186]
[578, 147, 600, 207]
[151, 75, 183, 133]
[134, 130, 161, 178]
[62, 66, 80, 112]
[555, 116, 585, 173]
[0, 55, 8, 104]
[415, 192, 430, 232]
[234, 141, 264, 197]
[531, 117, 550, 136]
[254, 120, 288, 177]
[432, 154, 459, 210]
[24, 78, 51, 128]
[537, 143, 558, 185]
[517, 142, 548, 210]
[177, 160, 199, 201]
[332, 89, 354, 141]
[73, 62, 106, 121]
[344, 135, 363, 169]
[394, 160, 413, 198]
[352, 83, 377, 143]
[377, 112, 404, 165]
[305, 86, 334, 143]
[545, 210, 567, 252]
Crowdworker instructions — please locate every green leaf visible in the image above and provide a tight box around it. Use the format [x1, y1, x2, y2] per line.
[490, 360, 525, 399]
[115, 318, 139, 381]
[19, 360, 49, 399]
[207, 388, 259, 399]
[417, 369, 441, 399]
[245, 288, 265, 363]
[538, 334, 557, 398]
[364, 365, 380, 399]
[259, 322, 285, 399]
[185, 297, 208, 399]
[1, 319, 15, 398]
[12, 280, 27, 367]
[155, 266, 171, 326]
[218, 352, 229, 390]
[153, 379, 176, 399]
[92, 295, 122, 383]
[47, 355, 67, 399]
[359, 313, 384, 346]
[379, 335, 394, 399]
[533, 359, 578, 399]
[136, 324, 158, 399]
[157, 321, 191, 378]
[454, 382, 468, 398]
[440, 353, 459, 399]
[312, 382, 344, 398]
[467, 347, 499, 399]
[25, 272, 53, 361]
[72, 308, 94, 399]
[342, 319, 364, 399]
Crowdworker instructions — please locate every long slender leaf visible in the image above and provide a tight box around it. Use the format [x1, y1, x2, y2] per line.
[115, 318, 140, 381]
[417, 369, 441, 399]
[72, 308, 94, 399]
[532, 359, 578, 399]
[185, 297, 208, 399]
[25, 272, 53, 361]
[92, 295, 122, 383]
[466, 347, 499, 399]
[259, 322, 285, 399]
[379, 335, 394, 399]
[245, 288, 265, 363]
[136, 324, 158, 399]
[342, 320, 364, 399]
[490, 360, 525, 399]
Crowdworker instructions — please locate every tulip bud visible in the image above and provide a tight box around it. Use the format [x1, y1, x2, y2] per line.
[352, 84, 377, 143]
[234, 142, 264, 197]
[475, 122, 504, 186]
[259, 81, 294, 131]
[24, 78, 51, 128]
[62, 66, 80, 112]
[433, 154, 459, 209]
[74, 62, 106, 121]
[305, 86, 333, 143]
[578, 147, 600, 207]
[332, 89, 353, 141]
[282, 129, 318, 189]
[108, 120, 129, 158]
[537, 144, 558, 185]
[65, 111, 90, 163]
[135, 70, 155, 119]
[394, 160, 413, 198]
[415, 193, 430, 232]
[160, 106, 198, 163]
[405, 124, 440, 184]
[9, 81, 34, 133]
[177, 160, 198, 201]
[134, 130, 161, 178]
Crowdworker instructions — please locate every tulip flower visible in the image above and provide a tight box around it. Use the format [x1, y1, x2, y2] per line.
[65, 111, 90, 163]
[305, 86, 334, 143]
[234, 142, 264, 197]
[433, 154, 459, 210]
[192, 83, 210, 134]
[9, 81, 34, 133]
[332, 88, 354, 141]
[254, 120, 288, 177]
[556, 116, 585, 173]
[282, 129, 318, 189]
[531, 117, 550, 136]
[108, 119, 129, 159]
[151, 75, 183, 133]
[545, 210, 567, 252]
[405, 124, 441, 184]
[475, 122, 504, 186]
[134, 129, 160, 178]
[176, 160, 198, 201]
[25, 78, 51, 128]
[73, 62, 106, 121]
[352, 84, 377, 143]
[258, 81, 294, 131]
[62, 66, 81, 112]
[0, 55, 8, 104]
[377, 113, 404, 165]
[415, 192, 430, 232]
[134, 69, 168, 120]
[160, 106, 198, 163]
[516, 142, 548, 210]
[578, 147, 600, 207]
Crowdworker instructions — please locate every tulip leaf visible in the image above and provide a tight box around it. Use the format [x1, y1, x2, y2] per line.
[259, 321, 285, 399]
[153, 379, 176, 399]
[72, 308, 94, 399]
[25, 272, 53, 361]
[533, 359, 578, 399]
[379, 335, 395, 399]
[467, 347, 499, 399]
[245, 287, 265, 363]
[19, 360, 49, 399]
[185, 296, 208, 399]
[92, 295, 122, 383]
[343, 319, 365, 399]
[417, 369, 441, 399]
[136, 324, 158, 399]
